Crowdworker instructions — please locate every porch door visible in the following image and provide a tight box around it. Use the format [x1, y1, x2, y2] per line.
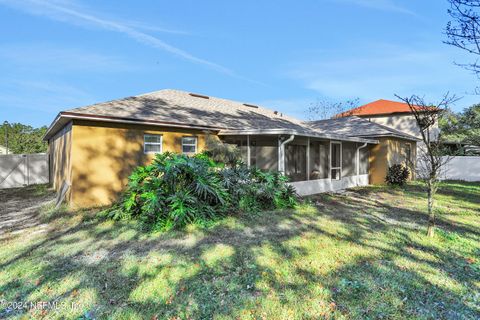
[330, 142, 342, 180]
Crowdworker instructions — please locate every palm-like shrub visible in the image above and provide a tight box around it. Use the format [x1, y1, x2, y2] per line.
[108, 152, 297, 230]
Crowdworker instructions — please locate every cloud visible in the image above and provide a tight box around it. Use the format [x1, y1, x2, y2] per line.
[0, 78, 94, 115]
[0, 0, 234, 75]
[124, 21, 191, 36]
[0, 44, 133, 72]
[287, 44, 477, 107]
[330, 0, 415, 15]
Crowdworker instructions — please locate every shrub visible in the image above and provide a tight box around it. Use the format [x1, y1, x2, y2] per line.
[204, 134, 241, 167]
[385, 164, 410, 186]
[107, 152, 298, 230]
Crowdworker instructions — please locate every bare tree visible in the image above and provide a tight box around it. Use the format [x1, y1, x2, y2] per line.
[395, 94, 458, 237]
[445, 0, 480, 74]
[307, 97, 359, 120]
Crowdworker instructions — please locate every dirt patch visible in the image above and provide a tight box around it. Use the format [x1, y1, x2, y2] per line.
[0, 185, 55, 239]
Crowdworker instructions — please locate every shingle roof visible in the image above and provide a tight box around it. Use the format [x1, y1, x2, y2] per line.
[307, 116, 419, 141]
[334, 99, 426, 118]
[64, 89, 307, 131]
[45, 89, 412, 143]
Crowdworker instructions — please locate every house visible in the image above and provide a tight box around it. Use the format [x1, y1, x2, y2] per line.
[334, 99, 439, 141]
[44, 90, 418, 208]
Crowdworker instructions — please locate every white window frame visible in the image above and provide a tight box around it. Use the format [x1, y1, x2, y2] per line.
[144, 134, 163, 154]
[182, 136, 198, 154]
[330, 141, 342, 180]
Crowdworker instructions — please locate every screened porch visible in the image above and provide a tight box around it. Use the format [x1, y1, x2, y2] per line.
[220, 133, 374, 195]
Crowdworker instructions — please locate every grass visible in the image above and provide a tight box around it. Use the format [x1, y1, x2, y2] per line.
[0, 181, 479, 319]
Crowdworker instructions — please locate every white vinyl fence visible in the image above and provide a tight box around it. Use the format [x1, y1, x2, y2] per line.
[440, 156, 480, 181]
[0, 154, 49, 189]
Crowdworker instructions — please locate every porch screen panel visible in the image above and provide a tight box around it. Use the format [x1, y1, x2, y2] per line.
[319, 142, 329, 179]
[309, 142, 321, 180]
[255, 137, 278, 171]
[223, 137, 248, 164]
[359, 147, 369, 175]
[310, 141, 329, 179]
[342, 142, 356, 177]
[286, 144, 307, 182]
[331, 143, 341, 180]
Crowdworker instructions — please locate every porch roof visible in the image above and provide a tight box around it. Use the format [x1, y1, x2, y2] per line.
[218, 128, 379, 144]
[306, 116, 420, 142]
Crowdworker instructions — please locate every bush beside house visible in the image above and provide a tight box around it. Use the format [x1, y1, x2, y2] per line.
[107, 152, 298, 230]
[385, 164, 410, 186]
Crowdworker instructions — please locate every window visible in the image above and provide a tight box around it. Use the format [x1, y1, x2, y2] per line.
[330, 142, 342, 180]
[144, 134, 162, 154]
[404, 143, 412, 165]
[182, 137, 197, 154]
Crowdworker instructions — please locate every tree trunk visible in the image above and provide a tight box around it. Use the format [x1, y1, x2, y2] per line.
[427, 187, 435, 237]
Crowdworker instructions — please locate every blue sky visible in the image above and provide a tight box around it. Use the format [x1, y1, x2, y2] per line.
[0, 0, 479, 127]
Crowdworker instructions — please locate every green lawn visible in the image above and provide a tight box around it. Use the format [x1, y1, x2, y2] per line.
[0, 181, 479, 319]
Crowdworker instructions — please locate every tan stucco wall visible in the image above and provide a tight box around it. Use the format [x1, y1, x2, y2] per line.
[369, 138, 389, 184]
[49, 121, 72, 201]
[369, 137, 417, 184]
[387, 138, 417, 180]
[69, 120, 210, 207]
[362, 114, 439, 141]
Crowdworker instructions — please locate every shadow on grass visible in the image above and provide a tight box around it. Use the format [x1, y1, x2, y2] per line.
[0, 181, 479, 319]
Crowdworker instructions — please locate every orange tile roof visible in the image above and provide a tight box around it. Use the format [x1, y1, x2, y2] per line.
[334, 99, 426, 118]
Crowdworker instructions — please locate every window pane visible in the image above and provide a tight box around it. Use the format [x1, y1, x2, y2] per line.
[182, 145, 196, 153]
[145, 134, 161, 143]
[182, 137, 196, 145]
[145, 144, 161, 153]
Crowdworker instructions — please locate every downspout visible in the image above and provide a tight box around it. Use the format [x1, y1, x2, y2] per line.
[278, 134, 295, 174]
[356, 142, 368, 186]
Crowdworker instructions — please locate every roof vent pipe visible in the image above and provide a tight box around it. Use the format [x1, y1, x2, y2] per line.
[189, 93, 209, 99]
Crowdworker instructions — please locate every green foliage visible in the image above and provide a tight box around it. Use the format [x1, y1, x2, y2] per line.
[108, 152, 298, 230]
[203, 134, 241, 167]
[0, 122, 47, 154]
[440, 104, 480, 154]
[385, 164, 410, 186]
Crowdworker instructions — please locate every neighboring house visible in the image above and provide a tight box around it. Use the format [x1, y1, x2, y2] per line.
[307, 117, 419, 184]
[44, 90, 417, 208]
[334, 99, 439, 141]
